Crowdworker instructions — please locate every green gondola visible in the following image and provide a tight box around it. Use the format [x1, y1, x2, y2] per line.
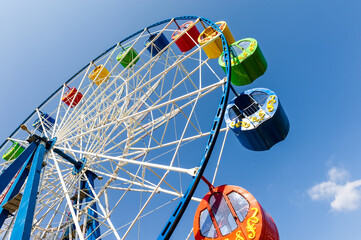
[2, 141, 25, 161]
[219, 38, 267, 86]
[116, 46, 139, 68]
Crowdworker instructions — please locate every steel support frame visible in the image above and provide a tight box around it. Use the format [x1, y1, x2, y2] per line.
[83, 171, 101, 240]
[10, 141, 46, 240]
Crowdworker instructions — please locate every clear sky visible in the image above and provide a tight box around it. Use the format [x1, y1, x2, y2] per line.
[1, 0, 361, 239]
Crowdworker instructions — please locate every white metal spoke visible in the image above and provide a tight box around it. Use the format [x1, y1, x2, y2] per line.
[50, 150, 85, 240]
[53, 146, 198, 176]
[56, 80, 224, 145]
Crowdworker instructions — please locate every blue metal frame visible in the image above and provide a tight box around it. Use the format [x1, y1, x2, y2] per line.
[10, 142, 46, 240]
[83, 171, 101, 240]
[52, 148, 86, 174]
[61, 171, 101, 240]
[0, 16, 232, 240]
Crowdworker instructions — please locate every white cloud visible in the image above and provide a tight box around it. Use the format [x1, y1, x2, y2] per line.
[328, 167, 348, 182]
[308, 167, 361, 211]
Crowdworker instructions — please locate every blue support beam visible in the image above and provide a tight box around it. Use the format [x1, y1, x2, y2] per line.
[53, 148, 82, 169]
[10, 142, 46, 240]
[0, 151, 33, 227]
[62, 171, 101, 240]
[83, 171, 101, 240]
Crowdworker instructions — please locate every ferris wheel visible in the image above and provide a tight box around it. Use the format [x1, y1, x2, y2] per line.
[0, 16, 234, 239]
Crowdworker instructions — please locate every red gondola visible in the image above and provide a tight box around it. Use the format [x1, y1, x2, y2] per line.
[172, 21, 200, 52]
[194, 185, 279, 240]
[62, 87, 83, 108]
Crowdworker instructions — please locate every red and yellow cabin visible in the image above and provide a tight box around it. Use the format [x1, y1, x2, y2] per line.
[62, 87, 83, 108]
[194, 185, 279, 240]
[172, 21, 200, 52]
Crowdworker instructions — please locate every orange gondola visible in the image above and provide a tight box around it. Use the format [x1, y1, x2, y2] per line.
[194, 185, 279, 240]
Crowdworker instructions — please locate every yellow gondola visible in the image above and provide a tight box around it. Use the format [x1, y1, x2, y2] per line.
[198, 21, 235, 59]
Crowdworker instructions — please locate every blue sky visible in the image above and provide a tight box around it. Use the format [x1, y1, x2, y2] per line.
[1, 0, 361, 239]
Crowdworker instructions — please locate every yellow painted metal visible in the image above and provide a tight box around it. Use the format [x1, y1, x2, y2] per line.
[197, 21, 235, 59]
[88, 65, 110, 86]
[218, 21, 235, 44]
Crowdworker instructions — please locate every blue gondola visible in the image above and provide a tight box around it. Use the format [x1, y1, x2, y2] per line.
[144, 32, 169, 57]
[33, 112, 55, 133]
[224, 88, 289, 151]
